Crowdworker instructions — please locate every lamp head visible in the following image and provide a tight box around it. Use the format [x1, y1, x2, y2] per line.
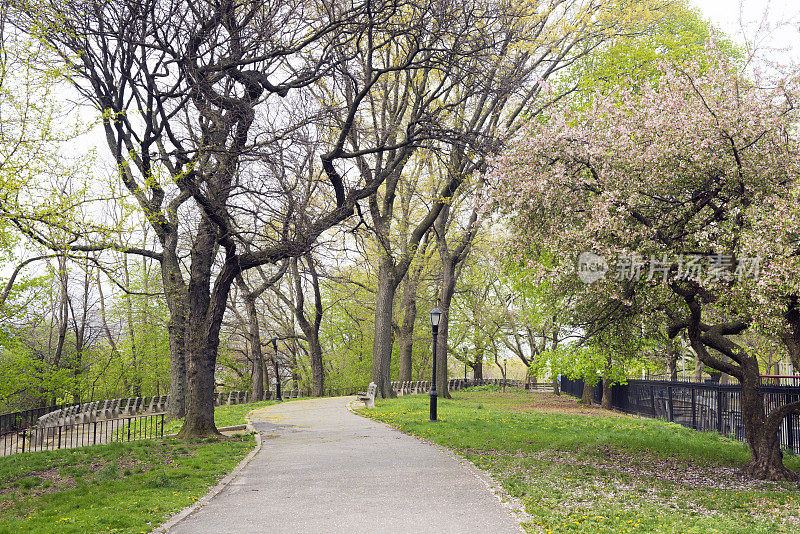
[430, 308, 442, 327]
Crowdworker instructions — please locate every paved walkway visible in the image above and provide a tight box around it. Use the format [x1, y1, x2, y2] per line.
[168, 396, 522, 534]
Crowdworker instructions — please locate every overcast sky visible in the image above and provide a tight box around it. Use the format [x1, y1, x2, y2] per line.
[689, 0, 800, 62]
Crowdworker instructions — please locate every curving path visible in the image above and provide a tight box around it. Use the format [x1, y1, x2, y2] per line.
[167, 396, 523, 534]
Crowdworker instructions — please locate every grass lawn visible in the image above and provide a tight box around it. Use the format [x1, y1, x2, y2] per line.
[0, 401, 272, 534]
[362, 390, 800, 534]
[162, 399, 278, 435]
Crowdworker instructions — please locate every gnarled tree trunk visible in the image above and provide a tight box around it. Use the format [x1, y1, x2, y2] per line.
[580, 381, 594, 405]
[398, 259, 424, 382]
[471, 355, 483, 380]
[674, 287, 800, 480]
[162, 244, 188, 420]
[601, 379, 612, 410]
[372, 258, 400, 399]
[666, 337, 679, 381]
[177, 218, 226, 439]
[740, 370, 798, 480]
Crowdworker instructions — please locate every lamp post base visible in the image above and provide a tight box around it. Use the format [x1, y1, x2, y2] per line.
[430, 391, 438, 422]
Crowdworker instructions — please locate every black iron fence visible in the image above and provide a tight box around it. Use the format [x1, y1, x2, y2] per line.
[0, 403, 79, 437]
[560, 377, 800, 454]
[1, 413, 165, 456]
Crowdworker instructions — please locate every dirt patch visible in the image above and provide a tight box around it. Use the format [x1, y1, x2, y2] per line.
[585, 446, 775, 491]
[458, 443, 779, 491]
[495, 446, 779, 491]
[504, 393, 630, 418]
[0, 466, 79, 517]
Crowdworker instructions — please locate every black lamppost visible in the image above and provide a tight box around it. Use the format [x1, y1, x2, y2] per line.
[271, 337, 282, 401]
[429, 308, 442, 422]
[463, 347, 468, 382]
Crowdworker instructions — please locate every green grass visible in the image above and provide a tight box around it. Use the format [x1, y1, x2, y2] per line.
[0, 400, 273, 533]
[162, 399, 279, 435]
[362, 391, 800, 534]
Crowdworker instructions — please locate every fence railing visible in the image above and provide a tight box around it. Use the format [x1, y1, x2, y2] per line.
[0, 403, 79, 437]
[2, 390, 253, 439]
[560, 377, 800, 454]
[1, 413, 165, 456]
[386, 378, 548, 394]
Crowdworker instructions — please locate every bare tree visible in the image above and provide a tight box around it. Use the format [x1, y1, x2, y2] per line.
[234, 262, 288, 400]
[13, 0, 499, 436]
[271, 254, 326, 395]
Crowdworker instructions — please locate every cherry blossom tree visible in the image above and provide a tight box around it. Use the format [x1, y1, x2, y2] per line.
[491, 43, 800, 480]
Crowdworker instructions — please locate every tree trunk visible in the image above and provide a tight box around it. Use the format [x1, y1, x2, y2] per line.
[176, 218, 226, 439]
[472, 357, 483, 380]
[179, 341, 220, 438]
[668, 358, 677, 381]
[371, 258, 400, 399]
[252, 356, 264, 401]
[551, 322, 560, 395]
[53, 255, 69, 370]
[678, 287, 799, 480]
[601, 354, 612, 409]
[290, 338, 300, 390]
[693, 356, 703, 382]
[435, 256, 459, 399]
[667, 340, 679, 381]
[580, 381, 594, 405]
[162, 248, 188, 420]
[601, 379, 612, 410]
[739, 371, 799, 480]
[166, 310, 188, 418]
[291, 255, 325, 397]
[308, 332, 324, 397]
[397, 268, 420, 382]
[242, 292, 264, 401]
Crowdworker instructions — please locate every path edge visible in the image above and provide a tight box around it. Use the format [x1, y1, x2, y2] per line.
[348, 399, 532, 533]
[150, 417, 263, 533]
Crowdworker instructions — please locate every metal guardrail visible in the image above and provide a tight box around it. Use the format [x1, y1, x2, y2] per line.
[2, 391, 253, 438]
[561, 376, 800, 454]
[0, 403, 79, 437]
[1, 413, 165, 456]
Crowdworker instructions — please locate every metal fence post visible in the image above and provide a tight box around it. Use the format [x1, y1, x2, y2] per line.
[716, 387, 723, 434]
[787, 393, 797, 454]
[650, 385, 656, 417]
[668, 386, 674, 422]
[57, 426, 62, 449]
[691, 387, 696, 430]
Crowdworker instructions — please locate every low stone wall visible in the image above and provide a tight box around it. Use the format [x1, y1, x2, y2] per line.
[389, 378, 547, 395]
[36, 391, 251, 433]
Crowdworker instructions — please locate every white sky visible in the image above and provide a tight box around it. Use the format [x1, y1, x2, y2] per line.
[689, 0, 800, 63]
